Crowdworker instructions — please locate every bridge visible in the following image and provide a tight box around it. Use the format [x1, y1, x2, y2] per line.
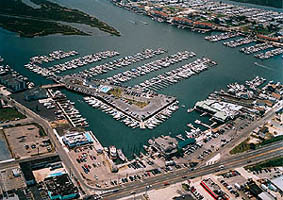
[41, 83, 65, 89]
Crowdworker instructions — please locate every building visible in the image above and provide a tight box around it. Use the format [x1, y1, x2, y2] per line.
[44, 173, 79, 200]
[195, 99, 242, 122]
[24, 87, 48, 101]
[270, 175, 283, 195]
[0, 74, 27, 92]
[62, 131, 94, 149]
[153, 136, 178, 157]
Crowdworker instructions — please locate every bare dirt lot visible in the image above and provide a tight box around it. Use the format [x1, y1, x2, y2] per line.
[3, 124, 53, 159]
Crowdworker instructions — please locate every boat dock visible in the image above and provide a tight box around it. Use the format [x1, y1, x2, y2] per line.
[135, 57, 217, 91]
[101, 51, 196, 84]
[77, 48, 167, 79]
[205, 32, 240, 42]
[195, 119, 216, 129]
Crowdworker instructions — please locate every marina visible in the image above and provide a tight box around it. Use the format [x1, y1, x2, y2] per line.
[76, 48, 167, 79]
[101, 51, 196, 84]
[240, 43, 274, 54]
[254, 48, 283, 59]
[223, 37, 256, 48]
[24, 50, 120, 77]
[0, 64, 34, 90]
[135, 57, 217, 91]
[0, 0, 281, 160]
[205, 32, 240, 42]
[43, 90, 89, 128]
[83, 96, 179, 130]
[48, 50, 120, 74]
[29, 50, 79, 64]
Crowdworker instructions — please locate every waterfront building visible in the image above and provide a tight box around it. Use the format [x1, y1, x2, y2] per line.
[62, 131, 94, 149]
[153, 136, 178, 157]
[24, 87, 48, 101]
[0, 74, 27, 92]
[195, 99, 242, 122]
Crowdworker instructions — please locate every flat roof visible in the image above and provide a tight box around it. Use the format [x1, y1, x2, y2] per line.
[271, 175, 283, 191]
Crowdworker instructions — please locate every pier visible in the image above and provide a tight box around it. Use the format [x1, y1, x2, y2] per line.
[195, 119, 217, 129]
[41, 83, 65, 89]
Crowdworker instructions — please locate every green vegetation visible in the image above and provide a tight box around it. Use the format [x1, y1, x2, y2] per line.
[260, 135, 283, 146]
[230, 138, 253, 154]
[0, 107, 26, 122]
[109, 88, 123, 98]
[245, 156, 283, 171]
[0, 15, 88, 38]
[109, 88, 148, 108]
[229, 0, 282, 8]
[230, 135, 283, 154]
[33, 123, 47, 137]
[0, 0, 120, 37]
[125, 98, 148, 109]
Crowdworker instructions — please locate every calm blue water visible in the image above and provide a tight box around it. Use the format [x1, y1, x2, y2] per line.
[0, 0, 282, 159]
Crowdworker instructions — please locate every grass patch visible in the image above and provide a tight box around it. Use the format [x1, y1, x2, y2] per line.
[230, 135, 283, 155]
[230, 138, 253, 154]
[259, 135, 283, 146]
[109, 88, 149, 108]
[109, 88, 122, 98]
[240, 25, 251, 33]
[0, 107, 26, 122]
[125, 98, 148, 109]
[245, 156, 283, 171]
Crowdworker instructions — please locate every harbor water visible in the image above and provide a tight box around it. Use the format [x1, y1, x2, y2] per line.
[0, 0, 282, 159]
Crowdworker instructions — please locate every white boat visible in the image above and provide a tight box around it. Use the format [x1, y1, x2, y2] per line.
[117, 149, 127, 162]
[109, 146, 117, 160]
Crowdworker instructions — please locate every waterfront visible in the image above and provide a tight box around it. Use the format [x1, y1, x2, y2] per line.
[0, 0, 282, 159]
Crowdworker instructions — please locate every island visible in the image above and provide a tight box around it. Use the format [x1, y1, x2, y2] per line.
[0, 0, 120, 37]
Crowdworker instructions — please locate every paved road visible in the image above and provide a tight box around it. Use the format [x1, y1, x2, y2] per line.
[1, 96, 281, 198]
[0, 95, 94, 194]
[102, 142, 283, 200]
[201, 100, 282, 165]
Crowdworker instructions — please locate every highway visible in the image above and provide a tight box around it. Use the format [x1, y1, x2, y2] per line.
[201, 100, 282, 164]
[102, 141, 283, 200]
[1, 94, 281, 199]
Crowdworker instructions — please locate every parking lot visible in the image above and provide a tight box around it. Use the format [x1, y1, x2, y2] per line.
[68, 144, 115, 187]
[3, 124, 53, 159]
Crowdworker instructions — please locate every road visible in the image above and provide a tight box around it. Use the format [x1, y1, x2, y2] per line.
[201, 100, 282, 165]
[0, 95, 95, 194]
[102, 141, 283, 200]
[1, 96, 281, 198]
